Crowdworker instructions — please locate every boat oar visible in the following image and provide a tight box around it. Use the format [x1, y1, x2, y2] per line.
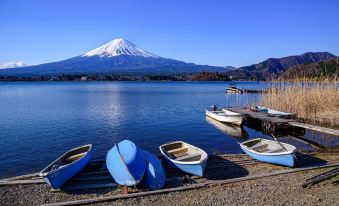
[271, 133, 288, 152]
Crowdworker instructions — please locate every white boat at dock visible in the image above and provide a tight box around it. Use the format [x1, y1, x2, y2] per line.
[205, 106, 243, 126]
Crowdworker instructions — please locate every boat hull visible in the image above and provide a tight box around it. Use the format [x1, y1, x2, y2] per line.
[106, 140, 146, 186]
[140, 150, 166, 190]
[240, 145, 295, 167]
[162, 154, 207, 177]
[255, 106, 295, 118]
[43, 146, 93, 189]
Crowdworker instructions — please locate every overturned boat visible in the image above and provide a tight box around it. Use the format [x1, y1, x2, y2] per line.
[39, 144, 93, 189]
[140, 150, 166, 190]
[106, 140, 146, 186]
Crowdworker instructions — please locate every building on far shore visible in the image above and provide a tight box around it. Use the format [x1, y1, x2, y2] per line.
[80, 76, 88, 81]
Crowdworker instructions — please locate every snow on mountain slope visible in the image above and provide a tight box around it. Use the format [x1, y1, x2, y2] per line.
[0, 62, 28, 69]
[83, 38, 158, 58]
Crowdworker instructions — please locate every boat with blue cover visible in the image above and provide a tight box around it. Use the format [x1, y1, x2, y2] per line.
[106, 140, 146, 186]
[255, 106, 296, 118]
[140, 150, 166, 190]
[39, 144, 93, 189]
[160, 141, 208, 177]
[240, 138, 296, 167]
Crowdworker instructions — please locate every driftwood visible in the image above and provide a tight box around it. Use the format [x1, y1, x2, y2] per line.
[302, 166, 339, 188]
[0, 179, 44, 185]
[0, 172, 40, 182]
[39, 162, 339, 206]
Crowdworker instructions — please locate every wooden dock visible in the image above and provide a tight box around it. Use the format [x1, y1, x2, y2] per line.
[289, 122, 339, 136]
[227, 107, 339, 136]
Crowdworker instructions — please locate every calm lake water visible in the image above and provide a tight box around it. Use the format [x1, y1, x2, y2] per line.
[0, 81, 337, 176]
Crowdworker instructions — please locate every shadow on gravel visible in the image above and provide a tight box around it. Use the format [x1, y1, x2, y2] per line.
[61, 187, 114, 195]
[161, 156, 249, 187]
[203, 156, 249, 180]
[294, 152, 327, 168]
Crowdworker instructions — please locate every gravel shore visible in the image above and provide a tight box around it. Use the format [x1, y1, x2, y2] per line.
[0, 153, 338, 206]
[107, 170, 339, 206]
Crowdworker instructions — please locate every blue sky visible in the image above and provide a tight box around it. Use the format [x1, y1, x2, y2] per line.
[1, 0, 338, 67]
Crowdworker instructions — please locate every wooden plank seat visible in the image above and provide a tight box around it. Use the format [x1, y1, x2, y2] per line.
[167, 147, 188, 155]
[167, 147, 189, 158]
[253, 145, 285, 153]
[175, 154, 201, 161]
[252, 144, 269, 152]
[268, 148, 285, 153]
[66, 152, 87, 162]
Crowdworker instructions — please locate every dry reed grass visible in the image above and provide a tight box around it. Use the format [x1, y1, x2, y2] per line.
[259, 81, 339, 128]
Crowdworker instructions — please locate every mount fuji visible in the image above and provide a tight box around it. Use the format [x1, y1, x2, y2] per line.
[0, 38, 226, 76]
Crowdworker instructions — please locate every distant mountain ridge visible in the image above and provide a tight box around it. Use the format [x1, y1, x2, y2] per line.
[280, 57, 339, 80]
[0, 39, 337, 79]
[227, 52, 337, 80]
[0, 38, 226, 76]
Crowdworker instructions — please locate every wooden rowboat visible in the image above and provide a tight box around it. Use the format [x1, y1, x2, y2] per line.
[159, 141, 208, 177]
[240, 138, 296, 167]
[39, 144, 93, 189]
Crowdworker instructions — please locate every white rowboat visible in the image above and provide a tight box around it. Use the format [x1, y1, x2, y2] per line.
[159, 141, 208, 177]
[205, 109, 243, 126]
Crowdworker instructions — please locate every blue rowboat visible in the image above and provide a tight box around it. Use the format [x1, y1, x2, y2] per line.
[240, 138, 296, 167]
[39, 144, 93, 189]
[140, 150, 166, 190]
[160, 141, 208, 177]
[255, 106, 296, 118]
[106, 140, 146, 186]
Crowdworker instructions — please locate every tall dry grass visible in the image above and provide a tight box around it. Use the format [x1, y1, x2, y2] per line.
[260, 81, 339, 128]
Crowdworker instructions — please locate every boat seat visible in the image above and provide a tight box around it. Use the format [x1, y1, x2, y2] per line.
[66, 152, 87, 162]
[268, 148, 286, 153]
[175, 154, 201, 161]
[252, 144, 269, 152]
[167, 147, 188, 156]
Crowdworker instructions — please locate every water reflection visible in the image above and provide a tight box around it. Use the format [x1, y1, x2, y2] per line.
[206, 116, 248, 139]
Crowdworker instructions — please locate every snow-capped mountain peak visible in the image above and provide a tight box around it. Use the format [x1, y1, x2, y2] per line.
[83, 38, 158, 58]
[0, 61, 28, 69]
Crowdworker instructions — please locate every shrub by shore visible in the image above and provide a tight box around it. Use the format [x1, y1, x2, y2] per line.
[260, 80, 339, 129]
